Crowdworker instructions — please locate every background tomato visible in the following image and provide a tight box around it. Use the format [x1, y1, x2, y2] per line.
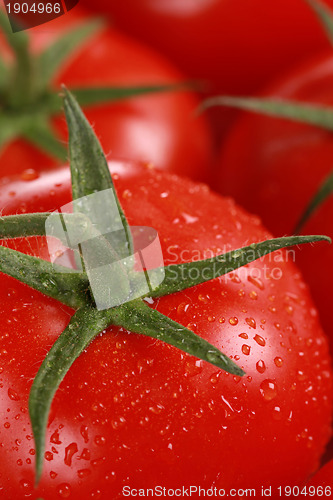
[0, 8, 213, 180]
[217, 51, 333, 342]
[79, 0, 333, 97]
[0, 162, 332, 498]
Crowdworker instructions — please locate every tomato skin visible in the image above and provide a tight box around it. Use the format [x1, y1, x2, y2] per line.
[217, 51, 333, 342]
[0, 8, 213, 180]
[79, 0, 333, 96]
[0, 162, 332, 498]
[308, 460, 333, 487]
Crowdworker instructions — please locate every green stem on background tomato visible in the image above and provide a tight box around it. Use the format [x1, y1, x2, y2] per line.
[0, 10, 189, 161]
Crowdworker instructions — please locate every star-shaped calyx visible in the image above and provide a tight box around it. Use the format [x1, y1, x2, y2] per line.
[0, 89, 330, 484]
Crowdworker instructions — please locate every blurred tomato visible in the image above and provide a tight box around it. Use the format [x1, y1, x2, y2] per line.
[217, 51, 333, 341]
[79, 0, 333, 96]
[0, 8, 213, 180]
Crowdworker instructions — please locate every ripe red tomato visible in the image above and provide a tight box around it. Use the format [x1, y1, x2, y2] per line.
[79, 0, 333, 96]
[0, 8, 213, 180]
[217, 51, 333, 342]
[0, 161, 332, 498]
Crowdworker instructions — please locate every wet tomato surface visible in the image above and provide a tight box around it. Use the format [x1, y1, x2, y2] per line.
[0, 161, 332, 498]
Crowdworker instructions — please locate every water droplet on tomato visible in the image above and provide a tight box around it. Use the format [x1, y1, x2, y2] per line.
[260, 379, 277, 401]
[64, 442, 78, 466]
[239, 333, 248, 339]
[111, 417, 126, 430]
[79, 448, 90, 460]
[80, 425, 89, 444]
[149, 403, 165, 415]
[122, 189, 132, 199]
[159, 424, 170, 436]
[272, 406, 282, 420]
[20, 169, 39, 181]
[210, 371, 221, 386]
[91, 456, 106, 467]
[177, 302, 189, 315]
[94, 435, 106, 446]
[229, 317, 238, 326]
[78, 469, 91, 478]
[274, 357, 283, 367]
[198, 294, 208, 304]
[230, 273, 241, 283]
[90, 490, 102, 499]
[254, 335, 266, 347]
[306, 338, 314, 348]
[57, 483, 71, 498]
[242, 345, 251, 355]
[247, 276, 264, 290]
[50, 429, 62, 444]
[19, 479, 33, 494]
[285, 305, 294, 315]
[185, 360, 202, 377]
[8, 388, 20, 401]
[256, 360, 266, 374]
[45, 451, 53, 461]
[297, 370, 307, 381]
[246, 317, 256, 329]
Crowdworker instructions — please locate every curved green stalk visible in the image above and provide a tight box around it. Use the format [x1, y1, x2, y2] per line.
[305, 0, 333, 46]
[150, 235, 331, 298]
[113, 301, 245, 376]
[22, 117, 67, 161]
[0, 55, 8, 89]
[295, 170, 333, 233]
[0, 213, 51, 239]
[0, 212, 92, 240]
[69, 83, 193, 108]
[200, 96, 333, 132]
[40, 83, 192, 115]
[29, 306, 113, 483]
[0, 10, 32, 107]
[36, 19, 104, 90]
[0, 245, 89, 308]
[63, 88, 133, 258]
